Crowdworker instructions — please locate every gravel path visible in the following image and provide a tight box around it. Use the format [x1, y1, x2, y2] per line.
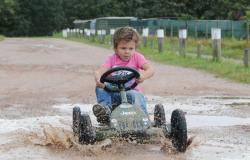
[0, 38, 250, 160]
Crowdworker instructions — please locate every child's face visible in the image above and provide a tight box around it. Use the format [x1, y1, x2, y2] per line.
[115, 40, 136, 61]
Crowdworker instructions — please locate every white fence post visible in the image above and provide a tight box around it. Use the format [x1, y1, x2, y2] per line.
[178, 29, 187, 56]
[157, 29, 164, 53]
[211, 28, 221, 61]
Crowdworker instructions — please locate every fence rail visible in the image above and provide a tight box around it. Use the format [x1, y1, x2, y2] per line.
[74, 18, 250, 40]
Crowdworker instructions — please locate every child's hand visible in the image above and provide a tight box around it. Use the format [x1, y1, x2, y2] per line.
[96, 81, 105, 88]
[136, 76, 144, 84]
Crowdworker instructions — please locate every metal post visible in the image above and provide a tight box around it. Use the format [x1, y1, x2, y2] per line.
[86, 29, 90, 40]
[110, 29, 115, 45]
[150, 35, 154, 49]
[205, 21, 208, 39]
[158, 38, 163, 53]
[231, 21, 234, 39]
[157, 29, 164, 53]
[142, 28, 149, 48]
[211, 28, 221, 61]
[247, 20, 249, 42]
[97, 30, 102, 43]
[195, 21, 198, 39]
[90, 29, 95, 42]
[179, 38, 186, 56]
[212, 39, 221, 61]
[243, 48, 249, 67]
[101, 30, 106, 44]
[197, 43, 201, 58]
[178, 29, 187, 56]
[143, 37, 147, 48]
[170, 23, 173, 38]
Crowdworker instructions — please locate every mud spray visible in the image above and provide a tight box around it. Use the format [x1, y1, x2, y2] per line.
[0, 115, 194, 160]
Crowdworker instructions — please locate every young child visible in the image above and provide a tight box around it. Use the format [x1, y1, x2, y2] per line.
[93, 27, 154, 124]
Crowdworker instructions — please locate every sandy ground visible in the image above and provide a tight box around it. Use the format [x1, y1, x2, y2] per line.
[0, 38, 250, 160]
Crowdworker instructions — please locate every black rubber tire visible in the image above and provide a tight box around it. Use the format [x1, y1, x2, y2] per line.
[171, 109, 187, 152]
[154, 104, 166, 127]
[79, 113, 96, 144]
[73, 106, 81, 137]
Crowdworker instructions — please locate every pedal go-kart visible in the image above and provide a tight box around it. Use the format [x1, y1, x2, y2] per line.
[73, 66, 187, 152]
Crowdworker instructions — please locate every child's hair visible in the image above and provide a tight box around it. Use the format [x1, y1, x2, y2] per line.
[113, 27, 140, 49]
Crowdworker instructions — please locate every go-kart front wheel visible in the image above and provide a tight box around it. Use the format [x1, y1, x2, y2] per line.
[79, 114, 96, 144]
[73, 106, 81, 137]
[154, 104, 166, 127]
[171, 109, 187, 152]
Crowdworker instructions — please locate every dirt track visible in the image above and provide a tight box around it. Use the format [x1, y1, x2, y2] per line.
[0, 38, 250, 160]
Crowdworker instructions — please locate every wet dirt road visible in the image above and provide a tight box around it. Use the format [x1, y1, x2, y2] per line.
[0, 38, 250, 160]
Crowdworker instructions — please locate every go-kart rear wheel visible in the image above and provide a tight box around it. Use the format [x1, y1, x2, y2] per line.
[79, 114, 96, 144]
[171, 109, 187, 152]
[73, 106, 81, 137]
[154, 104, 166, 127]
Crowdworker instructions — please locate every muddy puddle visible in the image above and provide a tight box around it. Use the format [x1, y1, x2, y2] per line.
[0, 96, 250, 160]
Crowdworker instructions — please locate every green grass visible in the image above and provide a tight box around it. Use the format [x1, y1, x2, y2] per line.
[139, 47, 250, 83]
[0, 35, 4, 41]
[145, 37, 250, 60]
[53, 33, 250, 84]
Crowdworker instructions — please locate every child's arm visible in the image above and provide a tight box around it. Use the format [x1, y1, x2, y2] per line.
[136, 63, 154, 84]
[94, 67, 108, 88]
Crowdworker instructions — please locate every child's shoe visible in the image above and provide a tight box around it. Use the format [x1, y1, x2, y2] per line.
[93, 104, 111, 125]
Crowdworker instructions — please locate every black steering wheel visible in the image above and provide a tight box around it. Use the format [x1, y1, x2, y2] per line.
[100, 66, 140, 92]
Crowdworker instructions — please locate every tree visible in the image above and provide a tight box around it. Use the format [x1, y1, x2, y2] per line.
[0, 0, 19, 36]
[16, 0, 65, 36]
[1, 0, 250, 36]
[0, 0, 65, 36]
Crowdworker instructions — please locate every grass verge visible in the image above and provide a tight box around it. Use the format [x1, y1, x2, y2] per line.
[140, 47, 250, 83]
[0, 35, 4, 41]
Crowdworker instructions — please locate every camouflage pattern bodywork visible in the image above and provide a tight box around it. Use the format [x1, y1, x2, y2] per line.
[95, 102, 166, 141]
